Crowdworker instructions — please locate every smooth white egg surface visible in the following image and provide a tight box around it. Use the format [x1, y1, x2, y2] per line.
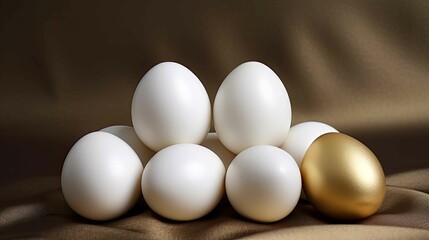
[142, 144, 225, 221]
[100, 125, 155, 166]
[281, 121, 338, 168]
[61, 132, 143, 221]
[200, 132, 236, 169]
[131, 62, 211, 151]
[214, 61, 292, 154]
[226, 145, 301, 223]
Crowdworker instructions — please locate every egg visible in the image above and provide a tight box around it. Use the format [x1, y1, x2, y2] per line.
[281, 122, 338, 199]
[142, 144, 225, 221]
[214, 61, 292, 154]
[281, 121, 338, 168]
[131, 62, 211, 151]
[301, 133, 386, 221]
[61, 132, 143, 221]
[226, 145, 301, 222]
[100, 125, 155, 166]
[200, 132, 236, 168]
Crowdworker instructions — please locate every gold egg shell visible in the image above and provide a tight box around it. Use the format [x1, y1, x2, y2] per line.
[301, 132, 385, 221]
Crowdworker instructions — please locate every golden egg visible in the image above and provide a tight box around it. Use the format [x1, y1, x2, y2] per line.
[301, 132, 385, 221]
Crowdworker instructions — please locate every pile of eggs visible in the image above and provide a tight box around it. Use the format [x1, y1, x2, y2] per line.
[61, 62, 386, 222]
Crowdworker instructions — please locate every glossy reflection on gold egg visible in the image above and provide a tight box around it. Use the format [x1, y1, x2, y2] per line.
[301, 133, 385, 221]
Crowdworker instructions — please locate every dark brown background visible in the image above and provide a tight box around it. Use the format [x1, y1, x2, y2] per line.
[0, 0, 428, 239]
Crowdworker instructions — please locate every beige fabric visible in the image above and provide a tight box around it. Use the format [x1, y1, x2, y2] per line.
[1, 0, 429, 239]
[243, 226, 429, 240]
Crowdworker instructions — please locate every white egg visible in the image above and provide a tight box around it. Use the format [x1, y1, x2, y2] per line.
[131, 62, 211, 151]
[200, 132, 236, 169]
[61, 132, 143, 221]
[100, 125, 155, 166]
[281, 121, 338, 168]
[281, 121, 338, 199]
[214, 61, 292, 154]
[142, 144, 225, 221]
[226, 145, 301, 223]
